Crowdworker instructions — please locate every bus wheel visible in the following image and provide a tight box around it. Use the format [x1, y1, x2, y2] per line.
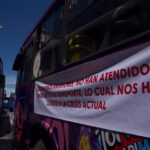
[29, 139, 47, 150]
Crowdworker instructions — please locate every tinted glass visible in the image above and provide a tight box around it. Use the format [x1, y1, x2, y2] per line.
[39, 12, 55, 48]
[67, 0, 125, 33]
[54, 4, 64, 34]
[64, 0, 150, 65]
[33, 48, 56, 78]
[43, 12, 54, 34]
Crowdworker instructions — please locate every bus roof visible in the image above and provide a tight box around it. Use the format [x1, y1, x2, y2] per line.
[21, 0, 56, 52]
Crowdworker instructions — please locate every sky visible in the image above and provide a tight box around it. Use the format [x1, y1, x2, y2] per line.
[0, 0, 52, 96]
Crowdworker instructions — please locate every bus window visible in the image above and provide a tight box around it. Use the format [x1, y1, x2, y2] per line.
[64, 0, 127, 64]
[33, 48, 56, 78]
[67, 0, 125, 33]
[64, 0, 150, 65]
[109, 3, 141, 46]
[65, 35, 96, 63]
[32, 5, 64, 79]
[33, 2, 64, 78]
[39, 12, 55, 48]
[39, 3, 64, 49]
[70, 0, 89, 20]
[54, 4, 64, 35]
[108, 1, 150, 46]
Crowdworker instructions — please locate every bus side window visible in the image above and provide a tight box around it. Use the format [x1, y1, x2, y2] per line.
[64, 0, 127, 65]
[39, 12, 55, 49]
[54, 4, 64, 35]
[65, 35, 96, 64]
[33, 48, 56, 79]
[109, 1, 150, 46]
[110, 17, 140, 46]
[39, 2, 64, 49]
[64, 0, 150, 66]
[33, 3, 64, 78]
[67, 0, 125, 33]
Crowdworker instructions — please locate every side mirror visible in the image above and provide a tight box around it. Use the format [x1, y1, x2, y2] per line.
[0, 75, 5, 88]
[12, 53, 25, 71]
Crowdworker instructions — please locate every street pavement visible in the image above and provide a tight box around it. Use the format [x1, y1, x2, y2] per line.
[0, 109, 14, 150]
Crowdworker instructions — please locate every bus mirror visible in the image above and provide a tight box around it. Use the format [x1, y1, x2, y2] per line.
[12, 53, 25, 71]
[0, 75, 5, 88]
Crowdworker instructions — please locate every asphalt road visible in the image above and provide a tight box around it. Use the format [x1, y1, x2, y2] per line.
[0, 109, 14, 150]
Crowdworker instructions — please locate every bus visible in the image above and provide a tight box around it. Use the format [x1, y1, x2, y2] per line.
[0, 58, 5, 114]
[12, 0, 150, 149]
